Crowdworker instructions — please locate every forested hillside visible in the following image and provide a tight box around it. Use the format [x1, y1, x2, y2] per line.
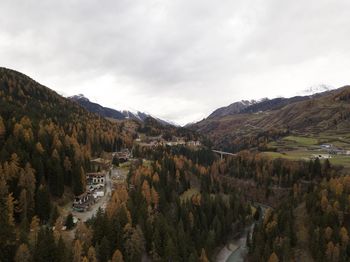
[0, 67, 135, 260]
[86, 147, 251, 261]
[0, 68, 223, 262]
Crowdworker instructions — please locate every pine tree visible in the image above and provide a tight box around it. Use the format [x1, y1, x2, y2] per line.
[313, 158, 321, 177]
[75, 222, 93, 253]
[199, 248, 209, 262]
[48, 151, 64, 197]
[73, 239, 83, 262]
[72, 165, 85, 195]
[164, 237, 176, 259]
[97, 236, 110, 262]
[65, 213, 74, 230]
[35, 184, 51, 222]
[0, 174, 16, 261]
[87, 246, 97, 262]
[15, 243, 31, 262]
[49, 205, 60, 226]
[29, 215, 40, 247]
[188, 251, 198, 262]
[33, 228, 57, 262]
[0, 116, 6, 147]
[57, 236, 67, 262]
[123, 225, 145, 262]
[19, 163, 36, 218]
[18, 189, 28, 221]
[268, 252, 279, 262]
[112, 249, 124, 262]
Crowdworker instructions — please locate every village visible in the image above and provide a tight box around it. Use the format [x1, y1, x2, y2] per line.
[303, 143, 350, 161]
[65, 134, 202, 225]
[135, 134, 201, 148]
[70, 149, 131, 223]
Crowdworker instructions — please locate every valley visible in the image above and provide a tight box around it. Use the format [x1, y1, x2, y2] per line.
[2, 0, 350, 261]
[1, 67, 350, 262]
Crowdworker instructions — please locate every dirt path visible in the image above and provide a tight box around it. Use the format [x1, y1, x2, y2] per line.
[293, 203, 314, 262]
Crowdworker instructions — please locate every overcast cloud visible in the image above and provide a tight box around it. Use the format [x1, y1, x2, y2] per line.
[1, 0, 350, 125]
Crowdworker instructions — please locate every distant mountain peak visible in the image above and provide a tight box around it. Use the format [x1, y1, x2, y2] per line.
[297, 84, 333, 96]
[207, 100, 256, 119]
[69, 94, 173, 126]
[69, 94, 90, 102]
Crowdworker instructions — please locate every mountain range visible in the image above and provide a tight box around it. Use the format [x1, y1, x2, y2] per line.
[2, 66, 349, 154]
[69, 94, 173, 126]
[206, 85, 333, 120]
[190, 86, 350, 151]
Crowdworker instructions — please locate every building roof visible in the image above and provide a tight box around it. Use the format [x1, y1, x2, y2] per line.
[86, 172, 105, 177]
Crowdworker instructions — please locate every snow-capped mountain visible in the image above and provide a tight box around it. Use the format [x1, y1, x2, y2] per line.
[69, 94, 173, 125]
[207, 100, 256, 119]
[297, 84, 334, 96]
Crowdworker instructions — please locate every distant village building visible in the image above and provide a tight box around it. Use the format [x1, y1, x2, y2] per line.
[73, 192, 95, 212]
[86, 172, 106, 185]
[93, 191, 105, 199]
[186, 140, 201, 147]
[113, 149, 131, 162]
[311, 154, 332, 160]
[166, 140, 186, 146]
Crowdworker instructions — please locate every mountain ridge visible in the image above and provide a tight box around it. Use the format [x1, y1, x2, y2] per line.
[204, 87, 335, 121]
[190, 85, 350, 151]
[69, 94, 174, 126]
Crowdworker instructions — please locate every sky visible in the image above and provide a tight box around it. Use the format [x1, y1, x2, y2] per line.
[1, 0, 350, 125]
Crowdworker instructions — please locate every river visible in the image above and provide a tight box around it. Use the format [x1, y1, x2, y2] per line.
[226, 224, 254, 262]
[216, 205, 267, 262]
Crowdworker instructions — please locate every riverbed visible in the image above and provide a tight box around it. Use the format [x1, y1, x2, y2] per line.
[216, 205, 267, 262]
[226, 225, 254, 262]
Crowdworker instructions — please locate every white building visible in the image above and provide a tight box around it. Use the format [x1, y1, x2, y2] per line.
[86, 173, 106, 185]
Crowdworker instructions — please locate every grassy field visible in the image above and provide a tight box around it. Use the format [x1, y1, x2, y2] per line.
[328, 156, 350, 167]
[263, 151, 350, 168]
[283, 136, 318, 146]
[264, 134, 350, 169]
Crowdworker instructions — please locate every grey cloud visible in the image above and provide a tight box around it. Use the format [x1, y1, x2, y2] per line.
[1, 0, 350, 125]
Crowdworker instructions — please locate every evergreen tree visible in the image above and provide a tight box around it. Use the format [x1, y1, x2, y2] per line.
[112, 156, 120, 167]
[0, 175, 16, 261]
[268, 252, 279, 262]
[72, 165, 85, 195]
[0, 116, 6, 143]
[73, 239, 83, 262]
[65, 213, 74, 230]
[97, 236, 110, 262]
[199, 248, 209, 262]
[48, 153, 64, 197]
[87, 246, 97, 262]
[49, 205, 59, 226]
[35, 184, 51, 222]
[111, 249, 124, 262]
[15, 243, 31, 262]
[33, 227, 57, 262]
[57, 236, 67, 262]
